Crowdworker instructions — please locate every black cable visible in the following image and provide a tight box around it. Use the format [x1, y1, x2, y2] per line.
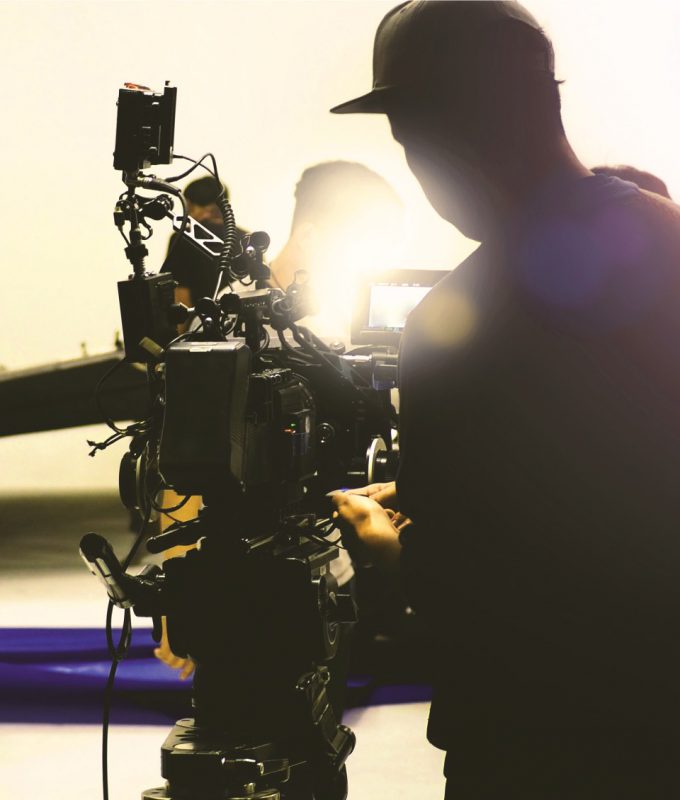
[256, 327, 271, 353]
[164, 152, 238, 300]
[100, 504, 153, 800]
[160, 191, 189, 267]
[90, 295, 205, 454]
[212, 192, 238, 300]
[102, 602, 129, 800]
[153, 493, 192, 515]
[88, 430, 127, 457]
[87, 421, 148, 458]
[116, 226, 130, 247]
[295, 324, 334, 354]
[154, 510, 183, 526]
[289, 323, 362, 385]
[94, 358, 127, 434]
[221, 316, 237, 337]
[139, 219, 153, 241]
[123, 503, 154, 571]
[277, 330, 294, 351]
[170, 321, 205, 345]
[151, 493, 196, 527]
[167, 153, 219, 183]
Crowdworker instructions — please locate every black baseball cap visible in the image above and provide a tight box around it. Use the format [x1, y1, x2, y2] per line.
[330, 0, 555, 115]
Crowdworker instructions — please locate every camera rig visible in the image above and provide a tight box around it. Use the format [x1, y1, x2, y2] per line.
[80, 82, 398, 800]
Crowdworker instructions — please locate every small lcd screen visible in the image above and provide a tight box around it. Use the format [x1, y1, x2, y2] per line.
[368, 284, 431, 331]
[352, 269, 448, 346]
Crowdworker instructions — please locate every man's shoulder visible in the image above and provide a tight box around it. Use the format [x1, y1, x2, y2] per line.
[631, 188, 680, 235]
[573, 179, 680, 253]
[402, 246, 495, 356]
[511, 181, 680, 323]
[409, 245, 492, 314]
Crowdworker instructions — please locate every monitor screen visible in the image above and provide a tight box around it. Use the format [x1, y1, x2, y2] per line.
[352, 269, 449, 346]
[367, 283, 432, 332]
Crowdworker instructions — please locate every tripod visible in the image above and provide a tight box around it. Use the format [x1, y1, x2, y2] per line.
[81, 494, 357, 800]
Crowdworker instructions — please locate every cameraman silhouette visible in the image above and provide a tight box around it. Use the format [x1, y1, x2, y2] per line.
[332, 1, 680, 795]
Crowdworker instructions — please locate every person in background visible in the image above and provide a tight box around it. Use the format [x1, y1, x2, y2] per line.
[269, 160, 404, 342]
[592, 163, 672, 199]
[163, 176, 248, 307]
[330, 0, 680, 795]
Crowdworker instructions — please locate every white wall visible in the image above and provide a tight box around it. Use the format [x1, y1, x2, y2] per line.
[2, 0, 679, 490]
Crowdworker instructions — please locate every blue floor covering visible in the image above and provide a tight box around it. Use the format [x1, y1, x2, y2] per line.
[0, 628, 431, 724]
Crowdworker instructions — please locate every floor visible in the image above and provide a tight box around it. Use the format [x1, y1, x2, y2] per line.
[0, 491, 445, 799]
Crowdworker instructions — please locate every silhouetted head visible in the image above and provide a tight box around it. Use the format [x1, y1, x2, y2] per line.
[332, 1, 570, 241]
[289, 161, 402, 264]
[183, 176, 229, 227]
[591, 165, 671, 199]
[272, 161, 403, 333]
[277, 159, 403, 281]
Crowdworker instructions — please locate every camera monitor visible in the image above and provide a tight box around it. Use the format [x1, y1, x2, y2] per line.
[351, 269, 449, 346]
[113, 82, 177, 173]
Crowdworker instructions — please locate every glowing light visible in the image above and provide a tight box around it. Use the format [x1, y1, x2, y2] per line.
[304, 211, 407, 342]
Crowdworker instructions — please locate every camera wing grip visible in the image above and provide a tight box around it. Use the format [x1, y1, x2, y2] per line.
[146, 518, 201, 554]
[79, 533, 135, 609]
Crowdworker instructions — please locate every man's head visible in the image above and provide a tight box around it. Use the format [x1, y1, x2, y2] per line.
[271, 161, 403, 332]
[184, 177, 229, 227]
[288, 160, 403, 271]
[332, 1, 569, 241]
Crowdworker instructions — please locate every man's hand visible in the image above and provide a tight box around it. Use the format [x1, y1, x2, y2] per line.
[330, 491, 401, 571]
[345, 481, 412, 530]
[346, 481, 398, 509]
[154, 617, 195, 680]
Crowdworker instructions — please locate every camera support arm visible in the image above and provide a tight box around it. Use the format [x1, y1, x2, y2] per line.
[167, 209, 226, 260]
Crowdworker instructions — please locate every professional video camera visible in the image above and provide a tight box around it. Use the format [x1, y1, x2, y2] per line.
[79, 82, 399, 800]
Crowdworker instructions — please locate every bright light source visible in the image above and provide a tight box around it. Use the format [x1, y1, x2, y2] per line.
[303, 204, 406, 341]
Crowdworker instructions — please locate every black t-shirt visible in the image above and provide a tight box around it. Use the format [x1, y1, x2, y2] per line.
[398, 176, 680, 764]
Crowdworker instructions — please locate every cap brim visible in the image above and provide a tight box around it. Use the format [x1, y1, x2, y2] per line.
[330, 88, 392, 115]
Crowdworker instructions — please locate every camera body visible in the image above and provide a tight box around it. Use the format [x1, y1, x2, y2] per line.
[159, 340, 317, 500]
[109, 273, 393, 800]
[82, 82, 402, 800]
